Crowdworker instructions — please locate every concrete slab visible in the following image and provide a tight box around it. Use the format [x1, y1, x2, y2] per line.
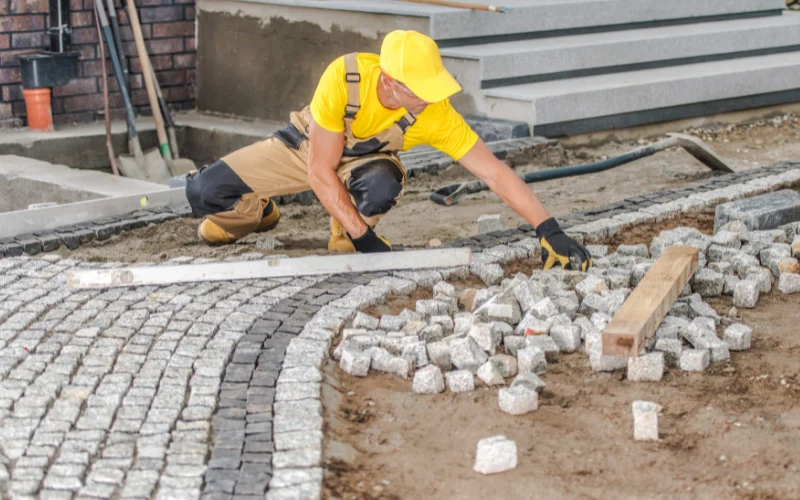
[482, 51, 800, 128]
[442, 14, 800, 84]
[714, 190, 800, 232]
[0, 155, 168, 213]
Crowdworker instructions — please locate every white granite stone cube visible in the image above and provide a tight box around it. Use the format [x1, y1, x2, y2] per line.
[632, 401, 659, 441]
[779, 272, 800, 294]
[733, 280, 760, 309]
[339, 346, 370, 377]
[468, 323, 501, 354]
[575, 275, 609, 300]
[693, 268, 724, 298]
[352, 312, 379, 330]
[498, 385, 538, 415]
[680, 349, 710, 372]
[419, 324, 445, 343]
[474, 436, 517, 475]
[379, 315, 406, 332]
[433, 281, 456, 298]
[524, 335, 560, 362]
[401, 341, 429, 368]
[549, 324, 581, 353]
[723, 323, 752, 351]
[445, 370, 475, 393]
[627, 352, 664, 382]
[531, 297, 559, 319]
[489, 354, 517, 378]
[449, 337, 489, 373]
[477, 361, 505, 386]
[426, 340, 452, 370]
[430, 315, 454, 335]
[477, 214, 504, 234]
[412, 365, 445, 394]
[517, 345, 547, 375]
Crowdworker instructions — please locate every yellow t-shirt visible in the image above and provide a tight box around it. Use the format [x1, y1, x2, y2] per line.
[309, 53, 479, 161]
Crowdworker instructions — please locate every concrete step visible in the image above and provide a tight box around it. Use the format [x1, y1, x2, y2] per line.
[443, 14, 800, 88]
[233, 0, 786, 44]
[478, 51, 800, 136]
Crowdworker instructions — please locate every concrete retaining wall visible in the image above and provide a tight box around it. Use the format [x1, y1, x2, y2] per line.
[195, 0, 426, 121]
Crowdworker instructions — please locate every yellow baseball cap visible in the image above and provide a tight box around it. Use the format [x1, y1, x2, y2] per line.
[380, 30, 462, 103]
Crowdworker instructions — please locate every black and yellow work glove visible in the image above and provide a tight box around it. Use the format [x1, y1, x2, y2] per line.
[536, 217, 593, 271]
[351, 227, 392, 253]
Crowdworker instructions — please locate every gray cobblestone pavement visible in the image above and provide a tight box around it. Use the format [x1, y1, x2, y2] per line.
[0, 161, 797, 499]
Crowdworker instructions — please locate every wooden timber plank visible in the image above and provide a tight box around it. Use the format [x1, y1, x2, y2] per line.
[602, 245, 699, 357]
[66, 247, 472, 289]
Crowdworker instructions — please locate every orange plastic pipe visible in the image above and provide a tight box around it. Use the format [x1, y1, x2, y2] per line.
[23, 88, 53, 132]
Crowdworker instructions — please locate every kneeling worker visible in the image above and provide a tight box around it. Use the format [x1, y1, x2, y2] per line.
[184, 30, 592, 271]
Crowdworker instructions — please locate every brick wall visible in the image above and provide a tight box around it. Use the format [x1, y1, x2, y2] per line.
[0, 0, 195, 128]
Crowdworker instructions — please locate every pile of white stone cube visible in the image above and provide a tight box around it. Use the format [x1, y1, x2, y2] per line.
[332, 220, 800, 417]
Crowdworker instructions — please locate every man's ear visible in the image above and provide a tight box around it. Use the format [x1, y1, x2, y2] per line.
[380, 72, 393, 88]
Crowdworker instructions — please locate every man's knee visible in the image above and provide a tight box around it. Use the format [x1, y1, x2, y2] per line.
[185, 159, 253, 218]
[348, 159, 403, 217]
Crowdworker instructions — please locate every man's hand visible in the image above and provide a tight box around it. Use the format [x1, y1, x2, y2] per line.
[536, 217, 592, 271]
[351, 228, 392, 253]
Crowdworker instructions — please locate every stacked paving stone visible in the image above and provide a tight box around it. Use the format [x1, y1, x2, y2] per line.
[329, 220, 800, 416]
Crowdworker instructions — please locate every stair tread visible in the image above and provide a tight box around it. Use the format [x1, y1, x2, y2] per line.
[484, 51, 800, 101]
[441, 14, 800, 58]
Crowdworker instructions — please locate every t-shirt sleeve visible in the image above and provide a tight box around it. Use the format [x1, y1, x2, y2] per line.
[309, 57, 347, 133]
[424, 102, 479, 161]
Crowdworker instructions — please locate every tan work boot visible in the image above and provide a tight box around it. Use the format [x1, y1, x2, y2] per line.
[328, 217, 356, 253]
[198, 218, 237, 246]
[255, 198, 281, 233]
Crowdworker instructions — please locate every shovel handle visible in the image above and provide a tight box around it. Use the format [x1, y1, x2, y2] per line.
[126, 0, 173, 161]
[395, 0, 506, 12]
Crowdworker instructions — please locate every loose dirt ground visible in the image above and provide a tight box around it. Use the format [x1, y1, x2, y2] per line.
[321, 213, 800, 499]
[58, 115, 799, 262]
[321, 292, 800, 500]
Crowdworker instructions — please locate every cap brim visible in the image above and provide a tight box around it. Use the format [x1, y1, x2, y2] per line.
[408, 69, 462, 103]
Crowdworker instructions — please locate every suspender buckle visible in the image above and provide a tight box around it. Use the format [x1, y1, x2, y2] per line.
[345, 104, 359, 119]
[345, 72, 361, 83]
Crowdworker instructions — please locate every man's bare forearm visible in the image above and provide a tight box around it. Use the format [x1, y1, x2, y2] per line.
[306, 119, 368, 238]
[459, 139, 550, 229]
[487, 165, 550, 229]
[307, 168, 368, 238]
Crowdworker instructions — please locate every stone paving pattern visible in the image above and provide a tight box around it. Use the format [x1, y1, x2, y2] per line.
[0, 161, 798, 499]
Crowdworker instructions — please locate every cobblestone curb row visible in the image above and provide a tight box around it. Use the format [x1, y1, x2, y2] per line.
[201, 273, 389, 500]
[446, 161, 800, 251]
[0, 207, 193, 259]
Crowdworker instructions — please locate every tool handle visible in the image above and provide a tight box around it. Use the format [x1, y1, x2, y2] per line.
[94, 0, 137, 141]
[106, 0, 129, 89]
[395, 0, 506, 12]
[126, 0, 173, 160]
[94, 0, 119, 176]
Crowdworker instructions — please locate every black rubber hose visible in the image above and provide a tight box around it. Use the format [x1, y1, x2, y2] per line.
[430, 145, 659, 206]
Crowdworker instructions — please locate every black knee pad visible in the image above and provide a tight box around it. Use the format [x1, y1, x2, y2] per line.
[348, 159, 404, 217]
[185, 159, 253, 217]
